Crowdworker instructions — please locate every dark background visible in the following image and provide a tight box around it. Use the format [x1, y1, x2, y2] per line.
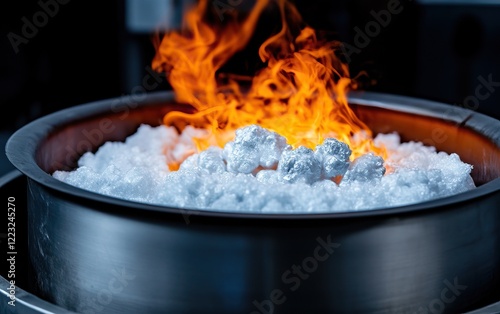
[1, 0, 499, 175]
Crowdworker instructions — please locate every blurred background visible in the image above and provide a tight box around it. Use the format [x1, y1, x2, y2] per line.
[1, 0, 499, 175]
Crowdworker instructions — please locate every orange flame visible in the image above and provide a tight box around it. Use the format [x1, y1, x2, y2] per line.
[152, 0, 385, 168]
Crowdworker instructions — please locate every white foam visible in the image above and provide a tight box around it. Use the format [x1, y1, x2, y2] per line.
[52, 124, 476, 213]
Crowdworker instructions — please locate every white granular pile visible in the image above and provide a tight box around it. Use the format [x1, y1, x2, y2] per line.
[53, 124, 475, 213]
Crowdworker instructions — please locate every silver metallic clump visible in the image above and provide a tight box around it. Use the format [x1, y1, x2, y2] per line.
[314, 138, 352, 180]
[342, 153, 386, 183]
[223, 124, 290, 174]
[277, 146, 322, 184]
[223, 125, 386, 186]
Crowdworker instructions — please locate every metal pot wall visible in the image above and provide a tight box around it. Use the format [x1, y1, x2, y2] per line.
[5, 91, 500, 314]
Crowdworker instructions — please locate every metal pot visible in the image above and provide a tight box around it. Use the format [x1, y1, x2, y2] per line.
[5, 91, 500, 314]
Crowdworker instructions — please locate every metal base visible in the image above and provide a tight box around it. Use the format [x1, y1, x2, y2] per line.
[3, 91, 500, 313]
[0, 170, 75, 313]
[0, 169, 498, 314]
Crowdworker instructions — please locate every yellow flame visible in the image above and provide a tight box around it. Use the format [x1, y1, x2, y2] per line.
[152, 0, 386, 168]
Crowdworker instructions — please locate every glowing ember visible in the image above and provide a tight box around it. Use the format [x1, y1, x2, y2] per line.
[152, 0, 385, 169]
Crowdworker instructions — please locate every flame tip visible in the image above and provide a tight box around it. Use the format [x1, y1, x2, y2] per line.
[155, 0, 387, 168]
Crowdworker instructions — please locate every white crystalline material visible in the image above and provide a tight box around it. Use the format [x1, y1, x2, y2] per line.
[223, 124, 290, 173]
[277, 146, 322, 184]
[52, 124, 178, 204]
[52, 125, 476, 213]
[314, 138, 352, 179]
[181, 146, 226, 174]
[169, 125, 208, 163]
[342, 153, 386, 182]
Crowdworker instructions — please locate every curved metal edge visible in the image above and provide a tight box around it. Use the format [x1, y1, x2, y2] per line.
[0, 276, 77, 314]
[0, 170, 77, 314]
[464, 301, 500, 314]
[0, 172, 498, 313]
[1, 147, 500, 313]
[5, 91, 500, 220]
[348, 90, 500, 146]
[0, 170, 23, 188]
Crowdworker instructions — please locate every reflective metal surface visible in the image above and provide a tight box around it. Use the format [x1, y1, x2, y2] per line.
[1, 170, 499, 314]
[0, 170, 76, 314]
[5, 91, 500, 313]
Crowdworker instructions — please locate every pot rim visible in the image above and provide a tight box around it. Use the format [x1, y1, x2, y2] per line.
[5, 90, 500, 220]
